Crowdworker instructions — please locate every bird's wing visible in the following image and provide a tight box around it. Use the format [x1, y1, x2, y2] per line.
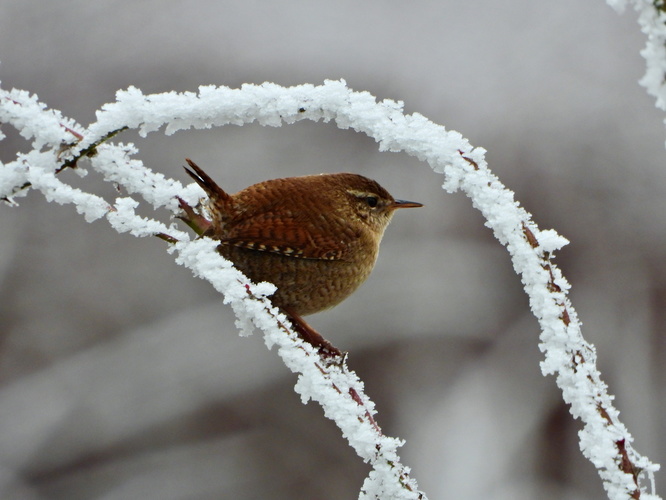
[219, 211, 354, 261]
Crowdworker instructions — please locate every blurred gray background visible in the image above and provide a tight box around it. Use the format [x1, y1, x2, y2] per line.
[1, 1, 665, 499]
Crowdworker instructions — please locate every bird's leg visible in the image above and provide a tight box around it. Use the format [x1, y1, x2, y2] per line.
[283, 307, 344, 359]
[176, 196, 212, 236]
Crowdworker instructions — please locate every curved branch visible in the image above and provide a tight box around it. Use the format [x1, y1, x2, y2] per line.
[607, 0, 666, 142]
[1, 80, 660, 500]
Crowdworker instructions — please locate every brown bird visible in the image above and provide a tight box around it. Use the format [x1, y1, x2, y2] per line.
[179, 159, 422, 357]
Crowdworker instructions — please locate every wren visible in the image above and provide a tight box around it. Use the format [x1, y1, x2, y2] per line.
[179, 159, 422, 356]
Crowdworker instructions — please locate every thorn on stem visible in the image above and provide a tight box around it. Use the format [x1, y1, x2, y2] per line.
[155, 232, 179, 244]
[458, 150, 479, 170]
[522, 223, 539, 248]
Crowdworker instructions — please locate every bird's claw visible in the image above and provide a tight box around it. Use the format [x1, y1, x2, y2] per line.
[283, 307, 345, 361]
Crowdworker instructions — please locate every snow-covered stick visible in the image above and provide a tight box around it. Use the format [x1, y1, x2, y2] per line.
[0, 85, 425, 500]
[0, 80, 661, 499]
[606, 0, 666, 143]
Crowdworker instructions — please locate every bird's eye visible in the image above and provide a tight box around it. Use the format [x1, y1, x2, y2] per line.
[365, 196, 379, 208]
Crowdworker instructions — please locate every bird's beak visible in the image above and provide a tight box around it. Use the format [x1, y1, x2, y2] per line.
[390, 199, 423, 209]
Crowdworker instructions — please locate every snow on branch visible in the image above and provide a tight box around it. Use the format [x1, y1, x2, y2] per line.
[0, 83, 425, 500]
[0, 80, 660, 499]
[607, 0, 666, 143]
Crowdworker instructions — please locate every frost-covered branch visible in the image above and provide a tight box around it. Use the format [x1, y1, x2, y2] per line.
[607, 0, 666, 143]
[0, 84, 424, 500]
[1, 80, 661, 500]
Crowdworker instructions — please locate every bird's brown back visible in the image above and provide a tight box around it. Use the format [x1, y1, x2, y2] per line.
[184, 161, 419, 316]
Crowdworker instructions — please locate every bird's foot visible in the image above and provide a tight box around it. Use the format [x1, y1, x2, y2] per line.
[284, 308, 345, 361]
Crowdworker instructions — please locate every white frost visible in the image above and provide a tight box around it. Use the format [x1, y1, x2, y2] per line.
[1, 77, 661, 500]
[607, 1, 666, 145]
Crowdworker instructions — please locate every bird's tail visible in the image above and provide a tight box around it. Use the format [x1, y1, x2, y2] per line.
[183, 159, 231, 203]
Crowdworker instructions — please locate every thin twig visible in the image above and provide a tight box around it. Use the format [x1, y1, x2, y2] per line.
[1, 126, 128, 203]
